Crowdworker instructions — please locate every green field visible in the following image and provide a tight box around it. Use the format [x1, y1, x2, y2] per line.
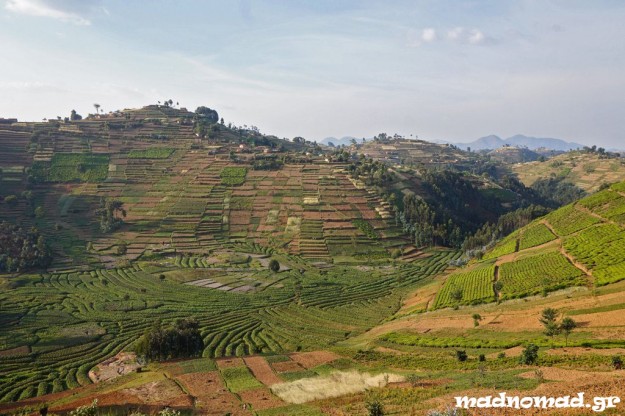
[127, 148, 174, 159]
[518, 222, 556, 250]
[220, 166, 247, 185]
[434, 264, 495, 308]
[498, 251, 586, 298]
[31, 153, 110, 182]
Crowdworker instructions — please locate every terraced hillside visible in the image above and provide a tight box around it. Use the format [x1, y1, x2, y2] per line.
[0, 106, 409, 269]
[434, 181, 625, 307]
[513, 151, 625, 192]
[0, 106, 469, 403]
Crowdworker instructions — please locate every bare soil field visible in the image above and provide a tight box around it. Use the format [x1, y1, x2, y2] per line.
[290, 351, 341, 369]
[243, 356, 282, 385]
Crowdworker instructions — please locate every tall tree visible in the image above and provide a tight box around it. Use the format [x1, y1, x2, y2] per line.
[559, 317, 577, 347]
[540, 308, 560, 345]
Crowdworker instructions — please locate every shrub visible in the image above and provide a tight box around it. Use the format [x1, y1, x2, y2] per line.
[478, 354, 486, 362]
[519, 344, 539, 365]
[69, 400, 98, 416]
[268, 259, 280, 273]
[366, 400, 385, 416]
[612, 355, 623, 370]
[456, 350, 468, 362]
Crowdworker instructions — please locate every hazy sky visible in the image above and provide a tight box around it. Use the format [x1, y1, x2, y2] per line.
[1, 1, 624, 147]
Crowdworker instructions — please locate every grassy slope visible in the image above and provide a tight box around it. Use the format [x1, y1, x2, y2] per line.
[513, 151, 625, 192]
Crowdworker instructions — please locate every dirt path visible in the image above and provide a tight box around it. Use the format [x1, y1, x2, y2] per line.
[560, 245, 593, 284]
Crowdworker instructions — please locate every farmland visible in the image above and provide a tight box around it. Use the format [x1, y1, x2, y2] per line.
[3, 107, 625, 415]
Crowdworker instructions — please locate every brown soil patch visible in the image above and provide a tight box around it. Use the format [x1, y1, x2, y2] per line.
[216, 357, 245, 369]
[487, 346, 524, 359]
[290, 351, 341, 369]
[123, 379, 186, 404]
[243, 356, 281, 385]
[176, 371, 250, 415]
[0, 345, 30, 357]
[52, 379, 192, 413]
[89, 352, 140, 383]
[271, 360, 305, 373]
[239, 387, 285, 410]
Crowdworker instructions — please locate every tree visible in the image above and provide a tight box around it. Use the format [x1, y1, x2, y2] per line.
[134, 318, 204, 362]
[70, 110, 82, 121]
[539, 308, 560, 343]
[450, 287, 463, 309]
[612, 355, 623, 370]
[559, 317, 577, 347]
[195, 106, 219, 123]
[97, 198, 126, 233]
[93, 103, 101, 114]
[519, 343, 539, 365]
[472, 313, 483, 327]
[116, 243, 127, 255]
[456, 350, 468, 362]
[268, 259, 280, 273]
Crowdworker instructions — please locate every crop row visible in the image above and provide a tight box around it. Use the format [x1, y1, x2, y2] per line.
[434, 264, 495, 308]
[499, 251, 586, 298]
[519, 222, 556, 250]
[545, 204, 601, 236]
[564, 223, 625, 275]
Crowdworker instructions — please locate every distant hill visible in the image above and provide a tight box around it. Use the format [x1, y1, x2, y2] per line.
[512, 151, 625, 192]
[441, 134, 586, 151]
[320, 136, 361, 147]
[487, 146, 540, 163]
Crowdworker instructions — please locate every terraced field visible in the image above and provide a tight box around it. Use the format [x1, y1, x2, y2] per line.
[0, 250, 457, 402]
[435, 182, 625, 308]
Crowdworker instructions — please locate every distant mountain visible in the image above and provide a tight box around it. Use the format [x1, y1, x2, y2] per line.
[442, 135, 586, 151]
[320, 136, 360, 147]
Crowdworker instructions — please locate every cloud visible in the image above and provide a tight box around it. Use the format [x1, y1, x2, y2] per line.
[407, 27, 437, 47]
[447, 27, 486, 45]
[5, 0, 92, 25]
[421, 28, 437, 43]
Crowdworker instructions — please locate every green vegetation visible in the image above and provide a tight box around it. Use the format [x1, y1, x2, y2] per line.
[434, 264, 495, 308]
[220, 366, 262, 392]
[32, 153, 109, 183]
[353, 219, 378, 239]
[482, 231, 518, 260]
[545, 204, 601, 236]
[127, 148, 174, 159]
[134, 318, 204, 362]
[499, 251, 586, 298]
[0, 222, 50, 272]
[518, 222, 556, 250]
[564, 223, 625, 285]
[220, 166, 247, 185]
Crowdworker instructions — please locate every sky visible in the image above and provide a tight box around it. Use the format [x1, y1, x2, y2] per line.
[1, 0, 624, 147]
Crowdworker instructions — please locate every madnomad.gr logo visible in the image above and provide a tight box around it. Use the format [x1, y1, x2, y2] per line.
[455, 392, 620, 413]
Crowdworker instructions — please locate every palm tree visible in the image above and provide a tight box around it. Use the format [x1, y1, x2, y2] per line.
[93, 103, 101, 114]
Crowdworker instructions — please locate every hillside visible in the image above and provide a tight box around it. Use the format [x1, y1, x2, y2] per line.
[513, 150, 625, 192]
[2, 107, 625, 415]
[432, 181, 625, 308]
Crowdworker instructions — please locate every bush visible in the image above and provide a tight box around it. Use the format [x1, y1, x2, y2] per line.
[69, 400, 98, 416]
[612, 355, 623, 370]
[366, 400, 385, 416]
[456, 350, 468, 362]
[519, 344, 539, 365]
[268, 259, 280, 273]
[478, 354, 486, 362]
